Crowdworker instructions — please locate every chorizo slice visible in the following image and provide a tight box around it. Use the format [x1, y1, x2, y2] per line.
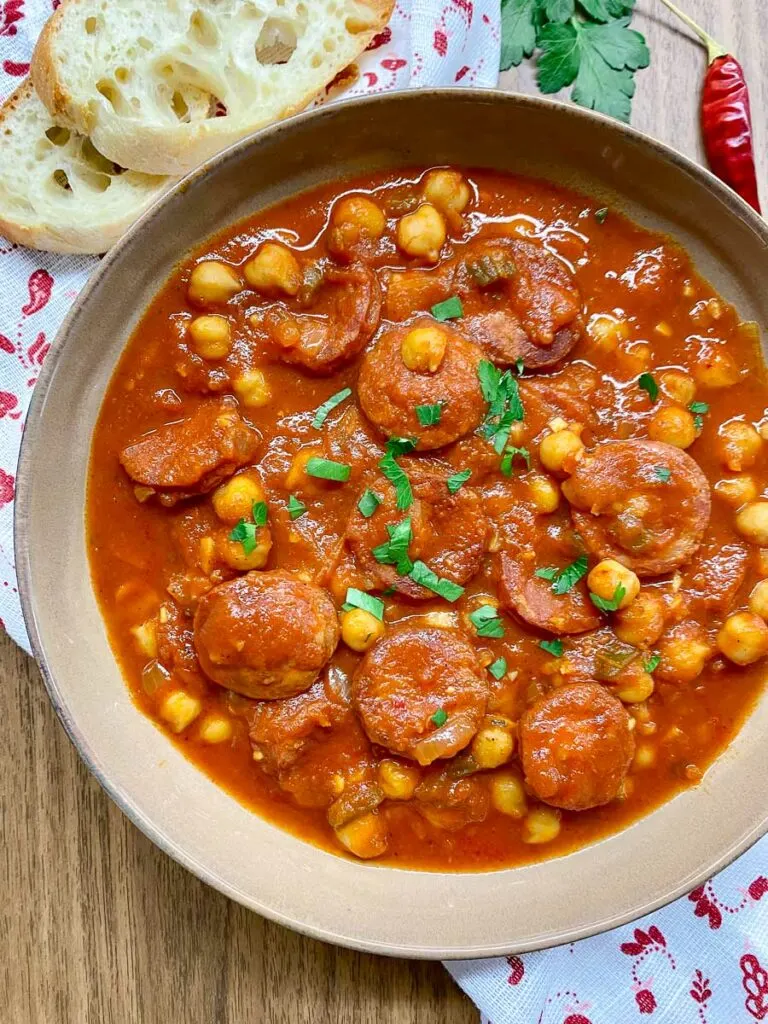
[520, 682, 635, 810]
[120, 396, 259, 506]
[562, 440, 711, 576]
[464, 311, 581, 371]
[344, 468, 489, 600]
[193, 570, 340, 699]
[357, 318, 486, 450]
[260, 263, 381, 374]
[352, 626, 489, 765]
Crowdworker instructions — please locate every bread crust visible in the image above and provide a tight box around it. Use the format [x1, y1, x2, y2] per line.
[31, 0, 396, 177]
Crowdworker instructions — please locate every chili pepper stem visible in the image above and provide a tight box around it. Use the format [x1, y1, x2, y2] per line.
[657, 0, 728, 64]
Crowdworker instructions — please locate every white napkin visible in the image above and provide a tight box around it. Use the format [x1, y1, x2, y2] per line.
[3, 5, 767, 1022]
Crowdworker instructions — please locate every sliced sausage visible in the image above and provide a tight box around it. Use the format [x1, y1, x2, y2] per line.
[520, 682, 635, 810]
[518, 363, 600, 441]
[193, 571, 340, 699]
[344, 467, 489, 599]
[681, 538, 749, 614]
[464, 310, 582, 370]
[357, 318, 486, 450]
[321, 405, 385, 484]
[562, 440, 711, 576]
[120, 396, 259, 506]
[352, 626, 489, 765]
[258, 263, 381, 374]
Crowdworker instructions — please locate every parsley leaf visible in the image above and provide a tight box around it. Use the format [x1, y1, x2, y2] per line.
[229, 519, 258, 555]
[408, 560, 465, 602]
[544, 0, 575, 21]
[638, 372, 659, 402]
[539, 638, 564, 657]
[536, 556, 589, 594]
[312, 387, 352, 429]
[446, 469, 472, 494]
[590, 583, 626, 612]
[644, 654, 661, 673]
[379, 439, 414, 510]
[579, 0, 636, 23]
[430, 708, 448, 728]
[515, 357, 525, 376]
[500, 445, 531, 477]
[343, 587, 385, 621]
[500, 0, 538, 71]
[689, 401, 709, 414]
[469, 604, 506, 638]
[595, 207, 609, 223]
[357, 489, 381, 518]
[252, 501, 268, 527]
[537, 15, 649, 123]
[489, 657, 508, 679]
[478, 360, 525, 453]
[431, 295, 464, 321]
[306, 456, 351, 482]
[416, 402, 443, 427]
[654, 466, 671, 483]
[287, 495, 307, 520]
[372, 518, 413, 575]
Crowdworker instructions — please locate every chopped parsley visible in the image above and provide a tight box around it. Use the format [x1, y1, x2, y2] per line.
[535, 554, 589, 594]
[590, 584, 626, 612]
[408, 560, 465, 602]
[379, 451, 413, 510]
[469, 604, 506, 638]
[416, 402, 444, 427]
[357, 489, 381, 518]
[500, 445, 531, 477]
[690, 400, 709, 431]
[430, 708, 448, 728]
[515, 357, 525, 376]
[644, 654, 661, 674]
[385, 437, 417, 456]
[594, 207, 609, 224]
[446, 468, 472, 494]
[654, 466, 672, 483]
[342, 587, 385, 621]
[539, 638, 564, 657]
[229, 500, 268, 554]
[372, 517, 413, 575]
[478, 359, 525, 453]
[252, 501, 268, 527]
[431, 295, 464, 321]
[312, 387, 352, 429]
[488, 657, 508, 679]
[638, 372, 659, 402]
[286, 495, 307, 520]
[305, 456, 351, 482]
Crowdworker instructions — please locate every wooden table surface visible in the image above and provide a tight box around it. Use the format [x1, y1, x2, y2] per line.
[2, 3, 765, 1021]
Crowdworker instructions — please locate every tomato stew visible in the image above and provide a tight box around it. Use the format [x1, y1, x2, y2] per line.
[87, 168, 768, 869]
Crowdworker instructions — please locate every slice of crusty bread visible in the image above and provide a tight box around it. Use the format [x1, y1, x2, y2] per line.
[0, 80, 171, 253]
[31, 0, 394, 178]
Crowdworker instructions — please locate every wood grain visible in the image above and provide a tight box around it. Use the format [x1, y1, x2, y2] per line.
[2, 3, 763, 1020]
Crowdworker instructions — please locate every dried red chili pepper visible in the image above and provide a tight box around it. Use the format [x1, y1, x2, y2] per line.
[659, 0, 761, 214]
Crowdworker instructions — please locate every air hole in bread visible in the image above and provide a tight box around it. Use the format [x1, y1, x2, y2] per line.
[115, 67, 131, 84]
[81, 137, 122, 176]
[171, 92, 190, 121]
[96, 80, 130, 115]
[137, 37, 154, 50]
[52, 169, 72, 192]
[77, 169, 113, 193]
[45, 126, 71, 147]
[84, 16, 99, 34]
[255, 18, 298, 65]
[190, 9, 219, 47]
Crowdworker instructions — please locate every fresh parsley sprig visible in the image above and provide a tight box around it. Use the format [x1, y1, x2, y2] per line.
[500, 0, 650, 123]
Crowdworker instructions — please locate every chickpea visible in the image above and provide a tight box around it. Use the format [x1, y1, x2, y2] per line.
[216, 526, 272, 571]
[694, 347, 740, 388]
[328, 195, 386, 257]
[658, 628, 711, 683]
[422, 169, 472, 218]
[243, 241, 301, 296]
[528, 474, 560, 514]
[659, 370, 696, 406]
[717, 420, 763, 471]
[490, 771, 528, 818]
[736, 502, 768, 546]
[615, 671, 655, 704]
[471, 724, 515, 769]
[400, 325, 447, 373]
[187, 260, 242, 306]
[648, 405, 697, 449]
[199, 715, 233, 744]
[285, 447, 324, 492]
[378, 759, 420, 800]
[212, 473, 265, 524]
[341, 608, 385, 652]
[714, 475, 758, 507]
[614, 591, 666, 648]
[587, 559, 640, 610]
[633, 744, 656, 770]
[586, 314, 629, 354]
[717, 611, 768, 666]
[521, 806, 561, 844]
[539, 428, 584, 475]
[130, 618, 158, 659]
[188, 315, 232, 360]
[616, 340, 651, 375]
[334, 812, 389, 859]
[233, 368, 271, 408]
[396, 203, 446, 262]
[749, 580, 768, 621]
[160, 690, 202, 733]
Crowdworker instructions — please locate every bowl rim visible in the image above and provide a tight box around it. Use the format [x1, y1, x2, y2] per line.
[14, 87, 768, 959]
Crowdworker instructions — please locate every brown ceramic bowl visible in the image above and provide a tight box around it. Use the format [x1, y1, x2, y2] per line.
[15, 91, 768, 958]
